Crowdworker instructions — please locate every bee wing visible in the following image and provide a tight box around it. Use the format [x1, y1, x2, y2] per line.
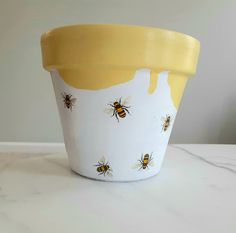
[132, 162, 141, 169]
[104, 107, 113, 115]
[71, 98, 77, 103]
[122, 96, 131, 106]
[99, 156, 106, 164]
[149, 160, 155, 167]
[167, 114, 174, 119]
[107, 172, 113, 177]
[161, 117, 166, 122]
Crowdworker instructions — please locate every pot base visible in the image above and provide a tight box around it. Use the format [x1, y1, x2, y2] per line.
[71, 168, 160, 182]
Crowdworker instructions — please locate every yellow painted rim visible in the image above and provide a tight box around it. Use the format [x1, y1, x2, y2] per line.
[41, 24, 200, 75]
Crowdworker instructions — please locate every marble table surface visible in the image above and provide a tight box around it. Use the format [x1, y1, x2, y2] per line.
[0, 144, 235, 233]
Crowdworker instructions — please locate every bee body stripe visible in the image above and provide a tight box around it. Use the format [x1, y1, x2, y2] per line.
[119, 111, 126, 118]
[117, 108, 123, 113]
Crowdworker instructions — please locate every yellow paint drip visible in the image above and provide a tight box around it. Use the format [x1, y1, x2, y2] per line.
[148, 70, 158, 94]
[167, 73, 188, 109]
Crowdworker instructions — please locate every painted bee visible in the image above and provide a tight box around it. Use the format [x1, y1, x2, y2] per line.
[105, 97, 131, 122]
[133, 153, 154, 170]
[161, 114, 172, 132]
[94, 156, 113, 177]
[62, 92, 76, 111]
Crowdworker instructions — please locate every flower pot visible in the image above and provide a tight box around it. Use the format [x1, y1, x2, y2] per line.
[41, 24, 200, 181]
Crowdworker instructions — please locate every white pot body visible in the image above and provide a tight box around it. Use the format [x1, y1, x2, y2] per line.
[51, 69, 178, 181]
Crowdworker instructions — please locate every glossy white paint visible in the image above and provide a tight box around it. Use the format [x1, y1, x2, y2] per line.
[51, 69, 177, 181]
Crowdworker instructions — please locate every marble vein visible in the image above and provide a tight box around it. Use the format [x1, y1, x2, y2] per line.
[171, 145, 236, 174]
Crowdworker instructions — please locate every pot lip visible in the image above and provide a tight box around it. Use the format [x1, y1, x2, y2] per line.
[41, 24, 200, 76]
[41, 23, 200, 45]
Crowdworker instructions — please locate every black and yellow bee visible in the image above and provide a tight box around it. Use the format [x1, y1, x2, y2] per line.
[133, 153, 154, 170]
[94, 156, 113, 177]
[62, 92, 77, 111]
[161, 114, 172, 132]
[105, 97, 131, 122]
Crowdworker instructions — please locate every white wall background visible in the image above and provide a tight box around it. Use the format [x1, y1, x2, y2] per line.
[0, 0, 235, 144]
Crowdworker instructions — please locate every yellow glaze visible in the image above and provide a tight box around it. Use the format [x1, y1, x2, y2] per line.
[148, 71, 159, 94]
[41, 24, 200, 109]
[168, 73, 188, 109]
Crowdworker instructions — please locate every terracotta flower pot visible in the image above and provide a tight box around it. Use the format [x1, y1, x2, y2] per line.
[41, 24, 200, 181]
